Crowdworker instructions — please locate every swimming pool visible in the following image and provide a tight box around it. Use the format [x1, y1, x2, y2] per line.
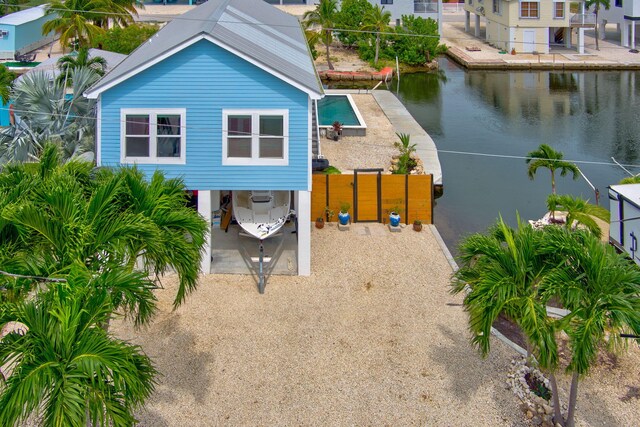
[317, 94, 366, 137]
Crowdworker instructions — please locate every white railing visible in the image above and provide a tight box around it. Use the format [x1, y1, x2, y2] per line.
[442, 2, 466, 13]
[570, 13, 597, 26]
[414, 0, 439, 13]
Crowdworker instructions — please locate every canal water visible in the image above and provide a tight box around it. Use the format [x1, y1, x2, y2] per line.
[393, 57, 640, 255]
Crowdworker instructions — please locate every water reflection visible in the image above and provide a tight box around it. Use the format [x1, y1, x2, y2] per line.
[394, 58, 640, 253]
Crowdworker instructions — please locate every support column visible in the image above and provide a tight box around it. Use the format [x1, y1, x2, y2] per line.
[578, 28, 585, 53]
[198, 190, 212, 274]
[632, 22, 636, 49]
[599, 20, 606, 40]
[465, 10, 470, 33]
[565, 27, 572, 48]
[475, 14, 480, 38]
[622, 21, 629, 47]
[296, 190, 311, 276]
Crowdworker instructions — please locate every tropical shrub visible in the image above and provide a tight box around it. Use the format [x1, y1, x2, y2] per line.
[0, 267, 157, 427]
[0, 68, 99, 164]
[92, 23, 160, 55]
[392, 133, 417, 174]
[393, 16, 447, 65]
[0, 145, 208, 311]
[335, 0, 374, 48]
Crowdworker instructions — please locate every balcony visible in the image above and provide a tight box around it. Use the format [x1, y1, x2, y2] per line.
[414, 0, 439, 14]
[570, 13, 596, 27]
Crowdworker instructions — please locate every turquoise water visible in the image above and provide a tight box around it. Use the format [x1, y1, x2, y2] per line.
[317, 95, 361, 126]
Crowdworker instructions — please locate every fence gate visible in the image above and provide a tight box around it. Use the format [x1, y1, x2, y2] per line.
[354, 169, 381, 222]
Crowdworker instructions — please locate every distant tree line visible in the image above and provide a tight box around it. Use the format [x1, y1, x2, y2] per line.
[303, 0, 447, 69]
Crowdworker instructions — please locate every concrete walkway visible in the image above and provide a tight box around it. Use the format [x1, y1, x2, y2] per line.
[442, 20, 640, 70]
[372, 91, 443, 186]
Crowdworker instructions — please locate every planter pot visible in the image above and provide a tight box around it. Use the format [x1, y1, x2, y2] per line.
[389, 212, 401, 227]
[413, 223, 422, 232]
[315, 219, 325, 229]
[338, 211, 350, 225]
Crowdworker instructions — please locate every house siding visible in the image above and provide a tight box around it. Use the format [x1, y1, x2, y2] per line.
[100, 39, 310, 191]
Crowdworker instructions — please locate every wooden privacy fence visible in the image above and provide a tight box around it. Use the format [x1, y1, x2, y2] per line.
[311, 170, 433, 225]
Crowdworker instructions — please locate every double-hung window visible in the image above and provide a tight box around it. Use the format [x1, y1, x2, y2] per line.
[520, 0, 539, 18]
[493, 0, 501, 14]
[222, 109, 288, 166]
[554, 1, 564, 18]
[121, 109, 186, 164]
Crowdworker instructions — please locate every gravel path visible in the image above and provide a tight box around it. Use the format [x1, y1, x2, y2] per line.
[320, 94, 398, 173]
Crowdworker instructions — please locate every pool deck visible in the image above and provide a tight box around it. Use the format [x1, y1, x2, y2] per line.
[324, 89, 442, 186]
[372, 91, 443, 187]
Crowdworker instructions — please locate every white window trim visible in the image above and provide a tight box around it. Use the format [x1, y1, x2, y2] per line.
[222, 109, 289, 166]
[120, 108, 187, 165]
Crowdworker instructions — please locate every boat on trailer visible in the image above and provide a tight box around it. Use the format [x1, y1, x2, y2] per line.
[232, 190, 291, 240]
[232, 190, 292, 294]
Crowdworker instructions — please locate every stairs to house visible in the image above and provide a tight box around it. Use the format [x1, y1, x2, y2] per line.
[555, 28, 564, 44]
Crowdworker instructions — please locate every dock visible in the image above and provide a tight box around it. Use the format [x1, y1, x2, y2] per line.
[372, 90, 443, 187]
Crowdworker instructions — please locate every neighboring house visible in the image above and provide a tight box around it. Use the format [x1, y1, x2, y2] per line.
[0, 5, 56, 60]
[14, 48, 126, 84]
[609, 184, 640, 266]
[84, 0, 324, 276]
[291, 0, 444, 35]
[464, 0, 594, 54]
[369, 0, 443, 35]
[590, 0, 639, 48]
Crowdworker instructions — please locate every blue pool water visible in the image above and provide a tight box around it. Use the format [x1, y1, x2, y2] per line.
[317, 95, 361, 126]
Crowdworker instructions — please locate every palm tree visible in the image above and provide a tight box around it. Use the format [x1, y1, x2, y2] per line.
[541, 227, 640, 427]
[546, 194, 610, 237]
[0, 65, 16, 105]
[526, 144, 579, 195]
[43, 0, 137, 51]
[585, 0, 611, 51]
[452, 217, 558, 368]
[56, 48, 107, 86]
[303, 0, 338, 70]
[0, 144, 208, 311]
[360, 5, 392, 66]
[0, 68, 99, 164]
[0, 270, 157, 427]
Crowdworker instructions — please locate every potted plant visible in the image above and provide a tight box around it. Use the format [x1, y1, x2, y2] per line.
[413, 219, 422, 232]
[389, 206, 401, 227]
[315, 217, 325, 229]
[325, 206, 334, 223]
[338, 202, 350, 225]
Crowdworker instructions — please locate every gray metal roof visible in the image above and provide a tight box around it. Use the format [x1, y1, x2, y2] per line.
[86, 0, 323, 98]
[15, 49, 127, 85]
[0, 5, 47, 26]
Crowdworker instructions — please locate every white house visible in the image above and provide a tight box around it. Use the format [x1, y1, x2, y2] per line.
[591, 0, 640, 48]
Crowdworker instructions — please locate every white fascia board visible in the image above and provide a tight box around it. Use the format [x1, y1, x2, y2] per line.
[84, 34, 324, 100]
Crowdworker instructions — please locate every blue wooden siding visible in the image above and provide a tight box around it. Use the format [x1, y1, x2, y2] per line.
[0, 25, 17, 53]
[100, 39, 310, 191]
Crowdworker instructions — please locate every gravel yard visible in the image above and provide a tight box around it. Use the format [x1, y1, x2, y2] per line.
[110, 223, 640, 426]
[320, 94, 398, 173]
[111, 224, 523, 426]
